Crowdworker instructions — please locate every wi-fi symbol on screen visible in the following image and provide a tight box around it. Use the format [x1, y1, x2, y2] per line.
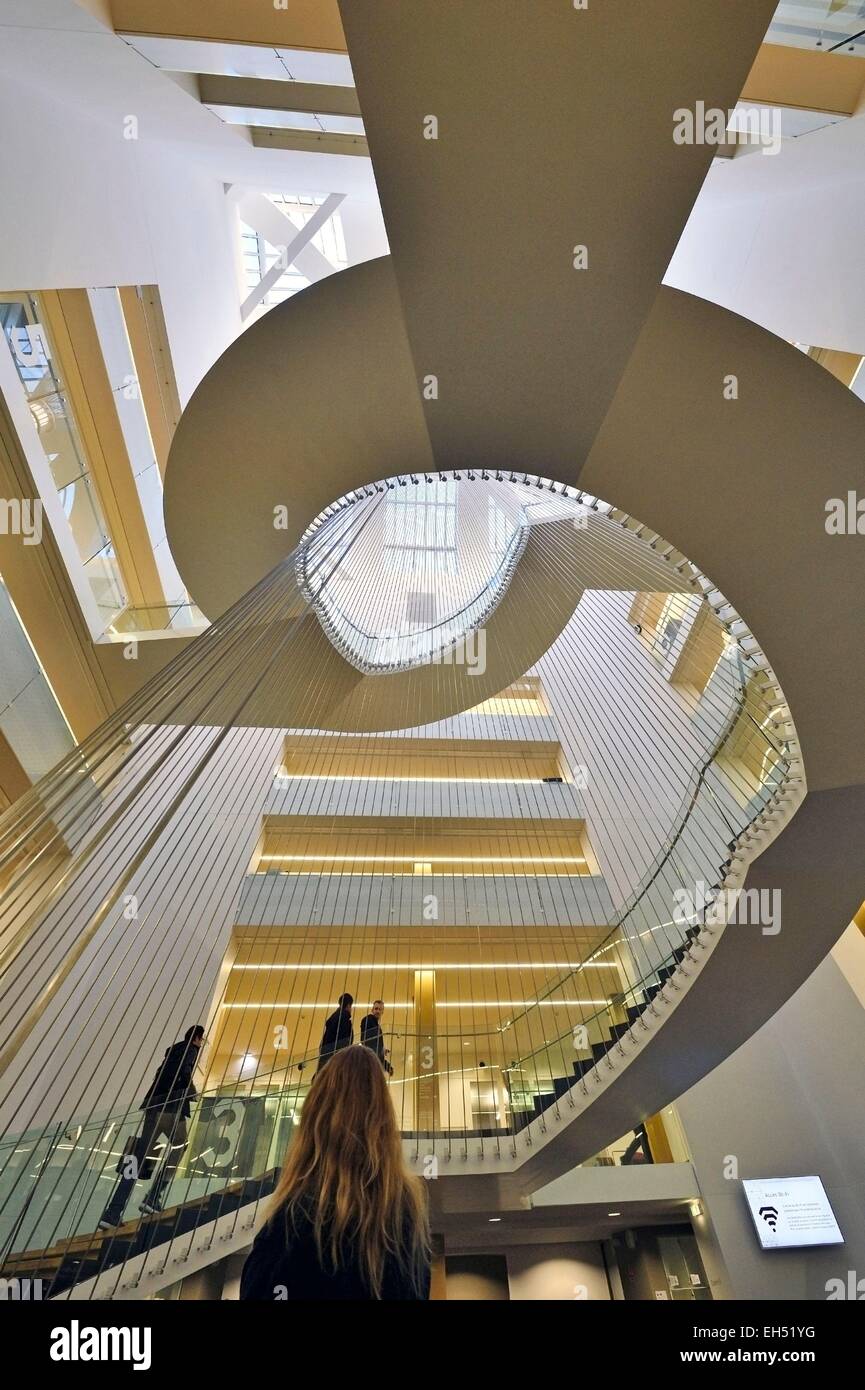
[759, 1205, 779, 1229]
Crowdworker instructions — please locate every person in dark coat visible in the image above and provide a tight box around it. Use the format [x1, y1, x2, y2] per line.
[241, 1045, 430, 1301]
[98, 1025, 205, 1228]
[360, 999, 393, 1075]
[316, 993, 353, 1072]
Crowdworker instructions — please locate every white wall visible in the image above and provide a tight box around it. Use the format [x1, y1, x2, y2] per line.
[0, 76, 241, 406]
[676, 926, 865, 1300]
[667, 118, 865, 354]
[0, 12, 388, 408]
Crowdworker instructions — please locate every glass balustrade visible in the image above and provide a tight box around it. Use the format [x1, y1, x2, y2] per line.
[0, 296, 127, 629]
[297, 502, 529, 673]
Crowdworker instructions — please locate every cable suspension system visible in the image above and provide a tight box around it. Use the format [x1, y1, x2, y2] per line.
[0, 471, 802, 1297]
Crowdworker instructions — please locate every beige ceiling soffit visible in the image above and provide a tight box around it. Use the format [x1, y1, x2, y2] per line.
[250, 127, 368, 157]
[743, 42, 865, 115]
[806, 346, 864, 388]
[199, 74, 360, 118]
[0, 394, 113, 739]
[118, 286, 180, 480]
[580, 285, 865, 794]
[109, 0, 347, 52]
[39, 292, 167, 612]
[240, 192, 345, 321]
[165, 259, 433, 618]
[338, 0, 777, 474]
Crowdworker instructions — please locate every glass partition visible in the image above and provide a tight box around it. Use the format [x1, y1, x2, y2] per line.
[0, 295, 126, 628]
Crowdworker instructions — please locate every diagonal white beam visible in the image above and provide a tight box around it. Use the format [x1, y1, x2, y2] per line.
[238, 191, 345, 320]
[234, 190, 336, 285]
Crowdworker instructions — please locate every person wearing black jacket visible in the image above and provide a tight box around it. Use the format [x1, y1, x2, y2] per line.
[98, 1025, 204, 1228]
[316, 993, 353, 1072]
[360, 999, 393, 1075]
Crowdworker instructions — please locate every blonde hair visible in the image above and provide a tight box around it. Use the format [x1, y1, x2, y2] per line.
[268, 1044, 430, 1298]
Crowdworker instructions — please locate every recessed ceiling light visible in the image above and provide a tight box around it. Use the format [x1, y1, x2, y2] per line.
[489, 1217, 502, 1223]
[607, 1211, 621, 1217]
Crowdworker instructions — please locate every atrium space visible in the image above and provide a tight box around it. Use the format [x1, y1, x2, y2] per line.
[0, 0, 863, 1352]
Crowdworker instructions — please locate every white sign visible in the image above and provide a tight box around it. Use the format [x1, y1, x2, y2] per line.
[742, 1176, 843, 1250]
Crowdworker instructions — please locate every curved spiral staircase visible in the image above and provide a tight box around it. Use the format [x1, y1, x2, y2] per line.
[1, 0, 863, 1303]
[0, 479, 804, 1298]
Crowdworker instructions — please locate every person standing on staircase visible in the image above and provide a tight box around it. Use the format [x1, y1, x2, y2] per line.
[360, 999, 393, 1075]
[316, 993, 354, 1072]
[98, 1024, 205, 1229]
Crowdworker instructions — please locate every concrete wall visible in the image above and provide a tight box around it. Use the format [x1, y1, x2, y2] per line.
[676, 924, 865, 1300]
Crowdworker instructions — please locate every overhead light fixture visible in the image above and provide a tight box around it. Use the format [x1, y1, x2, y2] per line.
[690, 1201, 703, 1219]
[276, 773, 550, 784]
[488, 1217, 502, 1223]
[260, 854, 586, 865]
[232, 962, 618, 971]
[607, 1211, 621, 1217]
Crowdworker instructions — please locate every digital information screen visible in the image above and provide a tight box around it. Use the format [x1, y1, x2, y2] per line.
[742, 1175, 844, 1250]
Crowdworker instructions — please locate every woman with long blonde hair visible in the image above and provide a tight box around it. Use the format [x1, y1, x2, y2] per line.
[240, 1044, 430, 1300]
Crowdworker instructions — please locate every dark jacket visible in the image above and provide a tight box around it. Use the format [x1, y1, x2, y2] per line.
[317, 1006, 353, 1070]
[240, 1203, 430, 1302]
[359, 1013, 389, 1069]
[140, 1040, 198, 1120]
